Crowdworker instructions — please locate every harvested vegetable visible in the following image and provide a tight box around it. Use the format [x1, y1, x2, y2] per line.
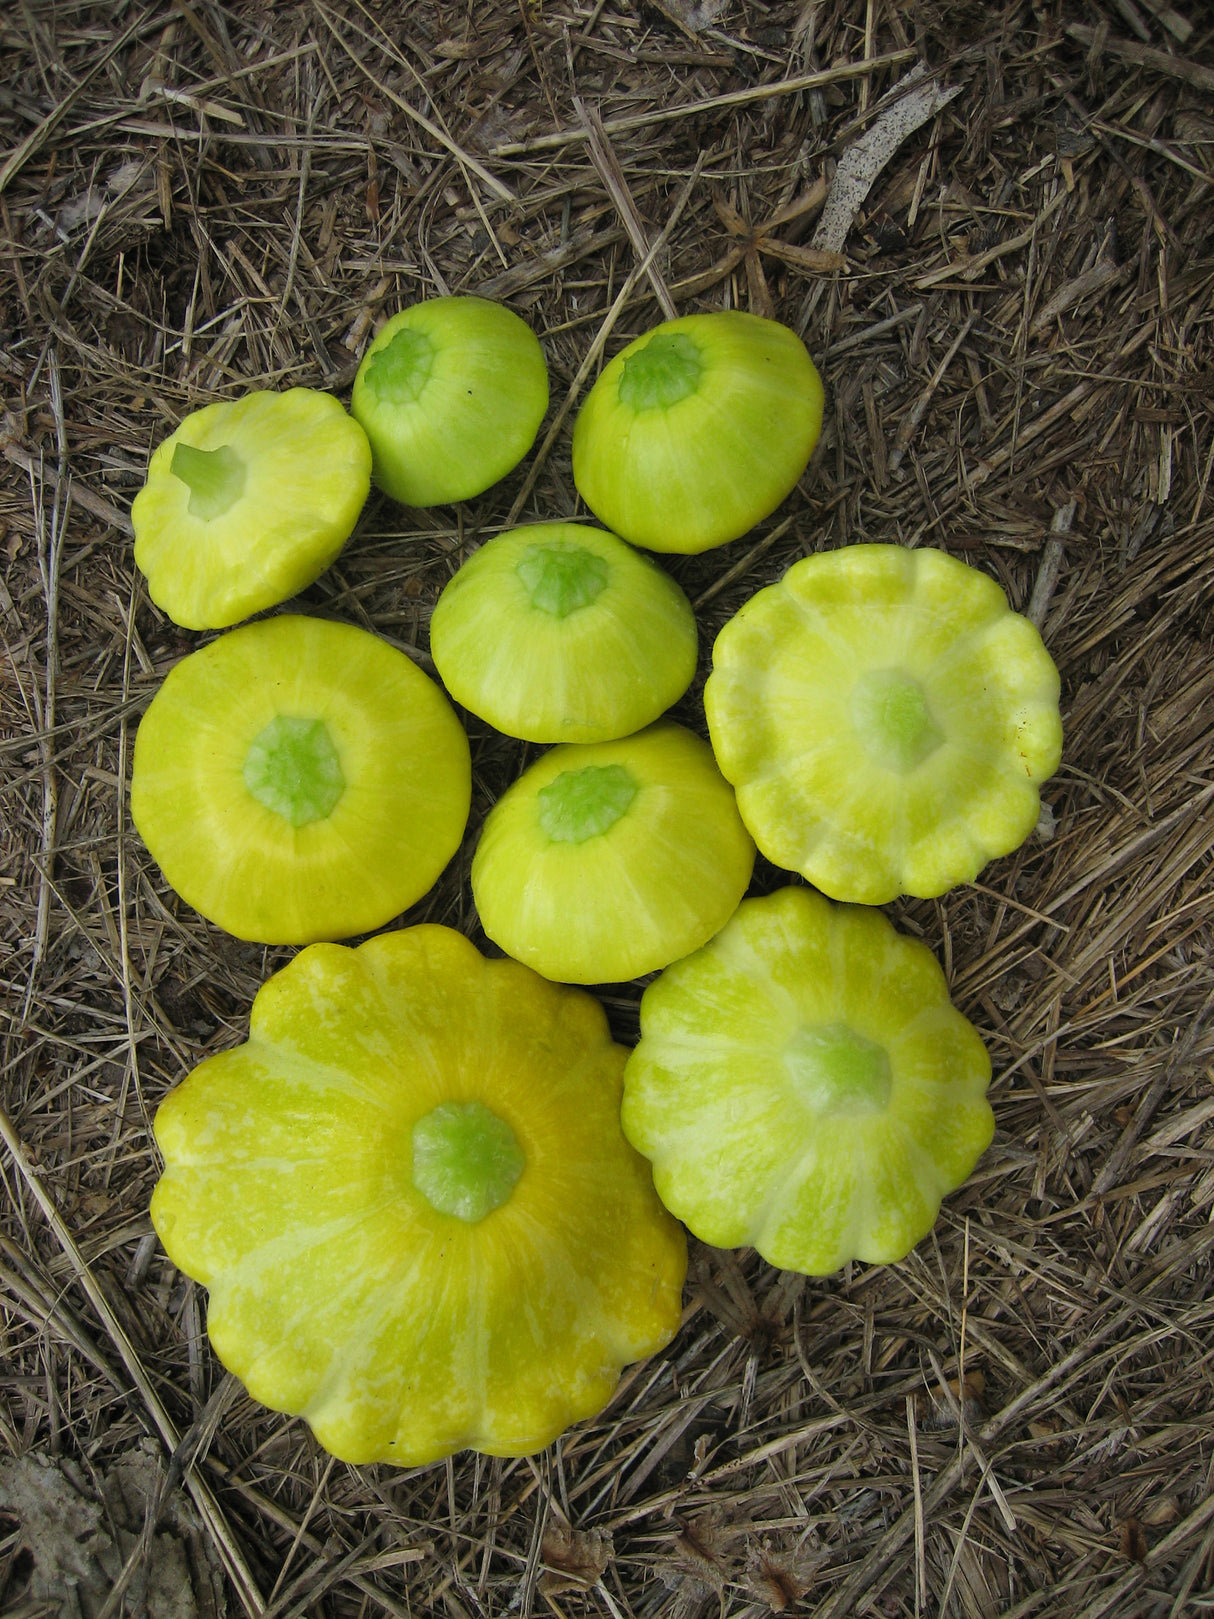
[622, 886, 994, 1275]
[473, 721, 754, 984]
[705, 544, 1062, 903]
[132, 388, 371, 630]
[351, 295, 548, 506]
[571, 311, 824, 553]
[151, 924, 687, 1464]
[430, 521, 698, 742]
[131, 614, 471, 943]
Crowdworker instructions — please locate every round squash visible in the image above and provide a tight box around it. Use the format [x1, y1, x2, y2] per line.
[622, 887, 994, 1275]
[705, 544, 1062, 903]
[351, 296, 548, 506]
[131, 615, 471, 943]
[132, 389, 371, 630]
[151, 925, 687, 1464]
[472, 722, 755, 983]
[430, 522, 697, 742]
[571, 311, 823, 553]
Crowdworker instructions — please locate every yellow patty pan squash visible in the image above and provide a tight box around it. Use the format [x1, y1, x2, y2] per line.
[705, 545, 1062, 903]
[430, 522, 697, 743]
[151, 926, 687, 1464]
[132, 389, 371, 630]
[622, 887, 994, 1275]
[472, 722, 755, 984]
[131, 615, 471, 944]
[572, 311, 824, 554]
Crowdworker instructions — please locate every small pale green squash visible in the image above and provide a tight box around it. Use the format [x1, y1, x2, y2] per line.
[571, 311, 823, 553]
[430, 522, 697, 742]
[351, 296, 548, 506]
[472, 721, 755, 984]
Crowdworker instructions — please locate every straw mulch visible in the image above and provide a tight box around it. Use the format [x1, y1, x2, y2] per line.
[1, 1, 1212, 1614]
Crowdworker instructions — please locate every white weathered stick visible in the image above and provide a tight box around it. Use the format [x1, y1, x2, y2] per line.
[811, 65, 963, 255]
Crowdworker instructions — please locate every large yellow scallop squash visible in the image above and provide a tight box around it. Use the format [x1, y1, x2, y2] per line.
[152, 926, 687, 1464]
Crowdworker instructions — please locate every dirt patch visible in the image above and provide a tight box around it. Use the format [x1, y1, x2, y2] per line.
[0, 1444, 223, 1617]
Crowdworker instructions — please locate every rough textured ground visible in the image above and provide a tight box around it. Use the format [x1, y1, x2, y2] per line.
[1, 2, 1213, 1615]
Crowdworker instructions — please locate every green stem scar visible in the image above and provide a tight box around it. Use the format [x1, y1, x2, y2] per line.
[243, 717, 345, 827]
[784, 1024, 892, 1117]
[170, 442, 247, 521]
[516, 542, 610, 617]
[850, 668, 945, 774]
[537, 764, 638, 844]
[617, 332, 703, 411]
[364, 326, 436, 406]
[412, 1102, 525, 1222]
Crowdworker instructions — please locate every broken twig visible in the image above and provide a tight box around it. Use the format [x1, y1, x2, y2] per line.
[811, 64, 963, 254]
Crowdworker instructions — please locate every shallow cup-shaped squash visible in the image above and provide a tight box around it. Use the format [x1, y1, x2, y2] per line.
[430, 522, 697, 742]
[622, 887, 994, 1275]
[151, 925, 687, 1464]
[705, 545, 1062, 903]
[473, 722, 755, 984]
[132, 389, 371, 630]
[131, 615, 471, 943]
[352, 296, 548, 506]
[571, 311, 824, 553]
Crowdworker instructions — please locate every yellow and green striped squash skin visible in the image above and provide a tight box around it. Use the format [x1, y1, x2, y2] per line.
[705, 545, 1062, 903]
[131, 615, 471, 944]
[622, 887, 994, 1276]
[152, 926, 687, 1464]
[132, 388, 371, 630]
